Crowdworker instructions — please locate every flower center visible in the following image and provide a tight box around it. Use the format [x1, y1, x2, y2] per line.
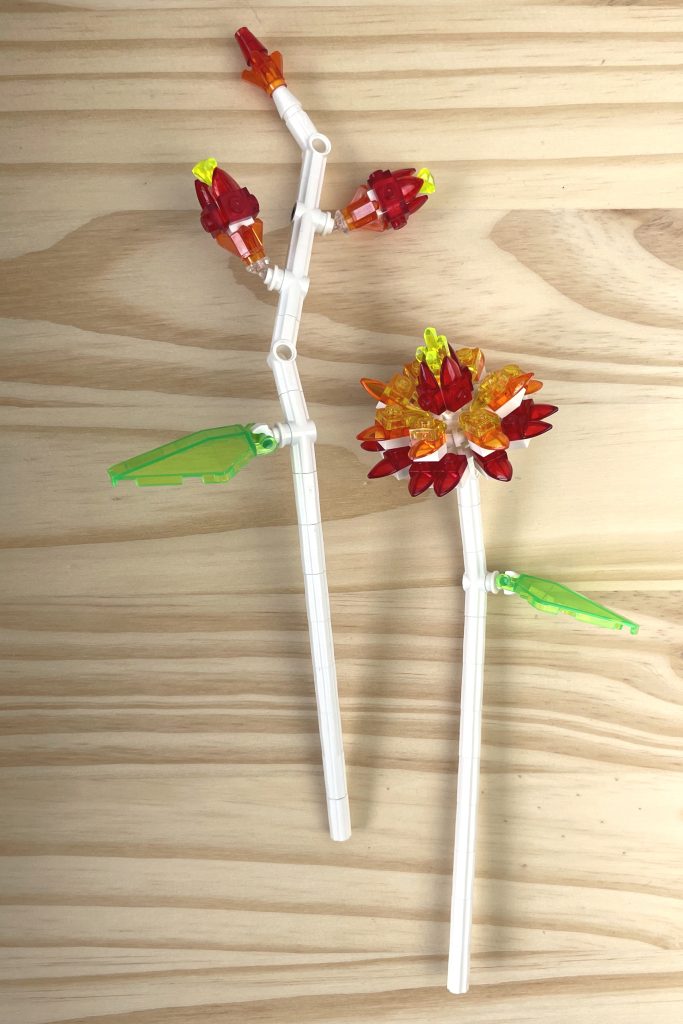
[439, 410, 467, 451]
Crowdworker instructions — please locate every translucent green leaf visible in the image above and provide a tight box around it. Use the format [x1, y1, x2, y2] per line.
[496, 572, 639, 635]
[108, 424, 278, 487]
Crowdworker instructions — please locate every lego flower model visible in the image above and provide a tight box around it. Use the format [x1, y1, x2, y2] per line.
[359, 327, 638, 995]
[359, 327, 556, 493]
[107, 28, 434, 843]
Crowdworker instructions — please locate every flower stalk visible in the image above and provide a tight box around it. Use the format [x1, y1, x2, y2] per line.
[449, 460, 489, 994]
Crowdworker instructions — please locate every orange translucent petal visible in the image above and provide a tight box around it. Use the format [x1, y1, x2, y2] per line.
[215, 218, 266, 265]
[340, 189, 383, 231]
[403, 359, 421, 380]
[409, 438, 443, 459]
[241, 50, 286, 96]
[375, 404, 408, 434]
[360, 378, 388, 402]
[459, 408, 509, 450]
[356, 425, 381, 441]
[486, 372, 534, 410]
[455, 346, 485, 381]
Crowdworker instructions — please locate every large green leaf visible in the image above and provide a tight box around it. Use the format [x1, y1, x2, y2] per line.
[108, 424, 278, 487]
[496, 572, 638, 635]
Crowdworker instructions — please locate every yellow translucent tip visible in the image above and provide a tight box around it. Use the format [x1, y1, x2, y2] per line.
[416, 326, 449, 374]
[192, 158, 218, 185]
[416, 168, 436, 195]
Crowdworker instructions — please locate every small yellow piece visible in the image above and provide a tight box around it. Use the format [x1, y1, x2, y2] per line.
[383, 372, 416, 406]
[416, 168, 436, 195]
[403, 358, 421, 381]
[476, 364, 534, 411]
[407, 411, 444, 444]
[455, 346, 485, 381]
[376, 404, 409, 434]
[416, 326, 449, 375]
[406, 410, 434, 430]
[459, 408, 509, 450]
[192, 158, 218, 185]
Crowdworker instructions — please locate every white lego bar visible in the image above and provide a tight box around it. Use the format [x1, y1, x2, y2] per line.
[447, 460, 492, 993]
[262, 83, 350, 842]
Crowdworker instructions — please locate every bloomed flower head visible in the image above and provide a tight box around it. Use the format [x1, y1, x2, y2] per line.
[357, 327, 557, 496]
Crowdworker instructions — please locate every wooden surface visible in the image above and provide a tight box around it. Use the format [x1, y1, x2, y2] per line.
[1, 2, 682, 1021]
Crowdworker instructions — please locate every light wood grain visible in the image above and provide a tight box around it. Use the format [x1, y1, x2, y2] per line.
[1, 1, 682, 1022]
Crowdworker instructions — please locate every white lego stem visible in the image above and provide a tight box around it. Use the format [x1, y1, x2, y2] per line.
[448, 460, 488, 994]
[263, 85, 350, 842]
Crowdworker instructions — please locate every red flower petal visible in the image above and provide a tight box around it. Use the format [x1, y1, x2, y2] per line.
[502, 399, 556, 441]
[524, 420, 553, 438]
[432, 452, 468, 495]
[433, 475, 457, 497]
[418, 360, 438, 389]
[195, 168, 260, 236]
[440, 355, 473, 413]
[385, 447, 412, 470]
[440, 355, 461, 385]
[368, 458, 397, 479]
[416, 360, 446, 415]
[408, 465, 434, 495]
[365, 168, 428, 230]
[194, 180, 214, 210]
[211, 167, 241, 197]
[368, 446, 412, 479]
[407, 453, 467, 497]
[529, 403, 558, 420]
[475, 449, 513, 482]
[405, 194, 428, 219]
[360, 440, 383, 451]
[199, 206, 227, 236]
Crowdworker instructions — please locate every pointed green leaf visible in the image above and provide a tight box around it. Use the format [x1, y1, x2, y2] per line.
[496, 572, 639, 635]
[108, 424, 278, 487]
